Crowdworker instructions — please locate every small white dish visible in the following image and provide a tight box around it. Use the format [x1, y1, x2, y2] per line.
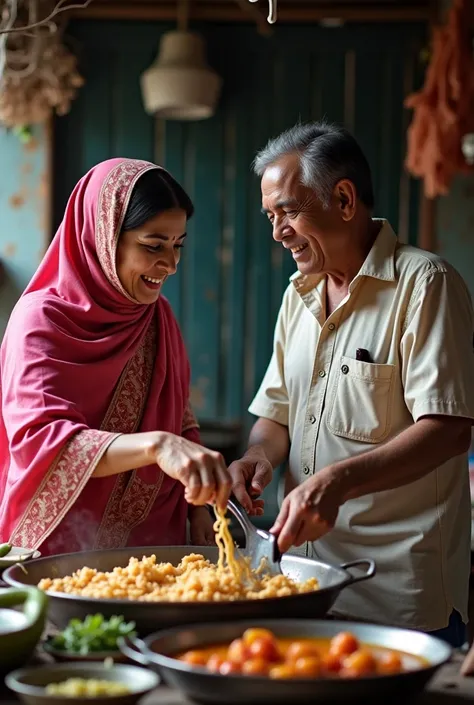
[0, 546, 41, 567]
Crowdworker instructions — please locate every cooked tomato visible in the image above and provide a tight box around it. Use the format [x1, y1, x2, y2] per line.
[269, 664, 296, 679]
[293, 656, 321, 677]
[182, 650, 208, 666]
[227, 638, 249, 664]
[329, 632, 359, 658]
[341, 649, 377, 678]
[248, 637, 281, 662]
[286, 641, 320, 662]
[219, 660, 241, 675]
[242, 628, 276, 646]
[206, 654, 224, 672]
[377, 651, 403, 675]
[322, 651, 342, 674]
[242, 658, 270, 676]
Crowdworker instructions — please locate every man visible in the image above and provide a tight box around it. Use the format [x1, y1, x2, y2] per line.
[229, 122, 474, 646]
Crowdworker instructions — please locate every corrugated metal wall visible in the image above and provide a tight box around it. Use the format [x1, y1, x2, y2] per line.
[55, 20, 426, 431]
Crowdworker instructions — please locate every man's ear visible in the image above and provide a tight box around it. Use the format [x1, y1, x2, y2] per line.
[334, 179, 357, 221]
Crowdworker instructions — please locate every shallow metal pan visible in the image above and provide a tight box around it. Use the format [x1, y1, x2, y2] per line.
[119, 619, 452, 705]
[3, 546, 374, 635]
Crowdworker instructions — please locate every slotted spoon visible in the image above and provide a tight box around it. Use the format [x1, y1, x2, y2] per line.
[227, 494, 282, 576]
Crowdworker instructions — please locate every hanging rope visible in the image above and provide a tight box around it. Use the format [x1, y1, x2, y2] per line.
[176, 0, 190, 32]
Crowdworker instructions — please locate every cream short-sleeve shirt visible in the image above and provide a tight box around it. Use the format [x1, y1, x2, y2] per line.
[249, 220, 474, 631]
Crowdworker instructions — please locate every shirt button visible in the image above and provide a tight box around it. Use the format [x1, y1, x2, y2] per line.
[309, 415, 316, 424]
[303, 466, 310, 475]
[318, 370, 326, 378]
[341, 364, 349, 374]
[328, 323, 335, 331]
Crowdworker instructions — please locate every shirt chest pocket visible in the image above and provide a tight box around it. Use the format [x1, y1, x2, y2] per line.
[326, 356, 395, 443]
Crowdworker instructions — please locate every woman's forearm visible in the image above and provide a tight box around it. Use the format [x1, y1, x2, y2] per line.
[91, 429, 231, 508]
[92, 432, 160, 478]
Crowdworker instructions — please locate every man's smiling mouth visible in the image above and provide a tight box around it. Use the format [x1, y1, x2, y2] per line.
[290, 244, 308, 254]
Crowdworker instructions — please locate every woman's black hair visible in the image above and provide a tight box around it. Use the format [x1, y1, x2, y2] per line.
[122, 168, 194, 231]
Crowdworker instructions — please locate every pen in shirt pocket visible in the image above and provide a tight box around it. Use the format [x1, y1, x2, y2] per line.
[356, 348, 373, 363]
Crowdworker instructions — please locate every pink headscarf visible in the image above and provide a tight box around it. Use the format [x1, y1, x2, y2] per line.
[0, 158, 198, 553]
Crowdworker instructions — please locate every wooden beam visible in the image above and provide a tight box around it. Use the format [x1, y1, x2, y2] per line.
[73, 2, 433, 23]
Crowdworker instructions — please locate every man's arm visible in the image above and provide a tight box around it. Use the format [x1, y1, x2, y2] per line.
[228, 418, 289, 514]
[246, 417, 290, 470]
[229, 289, 292, 513]
[338, 415, 472, 500]
[272, 415, 472, 553]
[271, 265, 474, 552]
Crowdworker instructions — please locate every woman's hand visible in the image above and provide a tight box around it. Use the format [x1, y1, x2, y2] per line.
[189, 506, 216, 546]
[152, 432, 232, 508]
[270, 467, 345, 553]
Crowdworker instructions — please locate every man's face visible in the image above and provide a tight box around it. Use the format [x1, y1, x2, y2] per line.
[261, 153, 352, 276]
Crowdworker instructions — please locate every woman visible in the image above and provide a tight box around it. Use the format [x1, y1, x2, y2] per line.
[0, 158, 231, 556]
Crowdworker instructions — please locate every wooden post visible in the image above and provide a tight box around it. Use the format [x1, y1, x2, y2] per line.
[418, 194, 437, 252]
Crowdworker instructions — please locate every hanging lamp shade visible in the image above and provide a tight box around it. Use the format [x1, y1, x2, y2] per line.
[141, 31, 222, 121]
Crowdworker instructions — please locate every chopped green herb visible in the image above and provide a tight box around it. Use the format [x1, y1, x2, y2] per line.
[48, 614, 136, 654]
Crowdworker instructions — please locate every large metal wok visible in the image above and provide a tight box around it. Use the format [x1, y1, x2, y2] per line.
[119, 619, 452, 705]
[3, 546, 375, 636]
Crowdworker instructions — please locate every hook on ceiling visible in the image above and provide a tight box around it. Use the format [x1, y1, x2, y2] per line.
[248, 0, 278, 24]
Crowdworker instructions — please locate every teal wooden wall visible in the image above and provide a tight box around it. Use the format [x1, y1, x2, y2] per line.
[55, 20, 426, 431]
[437, 175, 474, 301]
[0, 125, 49, 338]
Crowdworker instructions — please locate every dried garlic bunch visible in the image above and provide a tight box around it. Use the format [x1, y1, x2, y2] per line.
[0, 39, 84, 126]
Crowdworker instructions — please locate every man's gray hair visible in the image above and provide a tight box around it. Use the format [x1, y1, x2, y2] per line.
[252, 121, 374, 210]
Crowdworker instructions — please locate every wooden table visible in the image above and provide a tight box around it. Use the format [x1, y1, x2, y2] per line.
[2, 653, 474, 705]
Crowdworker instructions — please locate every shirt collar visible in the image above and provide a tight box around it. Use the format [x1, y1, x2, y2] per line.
[290, 219, 397, 296]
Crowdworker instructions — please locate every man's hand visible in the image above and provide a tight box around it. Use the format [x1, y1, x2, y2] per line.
[270, 467, 346, 552]
[227, 446, 273, 515]
[189, 506, 216, 546]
